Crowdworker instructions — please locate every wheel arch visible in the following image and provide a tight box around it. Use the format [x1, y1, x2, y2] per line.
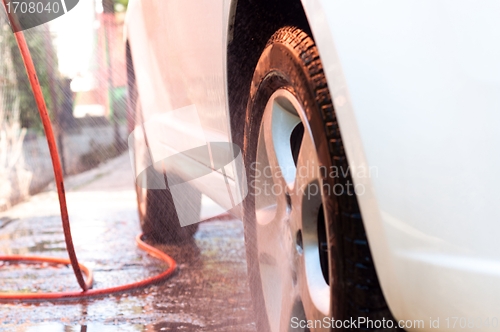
[226, 0, 311, 150]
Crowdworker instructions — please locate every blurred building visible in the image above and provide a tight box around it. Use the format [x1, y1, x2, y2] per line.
[51, 0, 127, 120]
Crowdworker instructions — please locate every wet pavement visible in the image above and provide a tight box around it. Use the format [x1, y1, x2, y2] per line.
[0, 153, 257, 331]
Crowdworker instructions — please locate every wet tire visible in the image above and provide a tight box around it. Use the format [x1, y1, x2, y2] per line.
[127, 49, 200, 243]
[243, 27, 399, 331]
[135, 175, 200, 244]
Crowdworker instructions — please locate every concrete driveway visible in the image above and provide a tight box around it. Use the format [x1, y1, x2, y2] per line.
[0, 153, 256, 331]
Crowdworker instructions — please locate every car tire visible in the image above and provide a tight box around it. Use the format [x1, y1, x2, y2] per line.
[243, 27, 399, 331]
[128, 57, 200, 243]
[135, 174, 200, 243]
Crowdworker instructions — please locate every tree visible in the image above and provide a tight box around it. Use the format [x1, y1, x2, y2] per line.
[8, 26, 58, 131]
[113, 0, 128, 12]
[105, 0, 128, 13]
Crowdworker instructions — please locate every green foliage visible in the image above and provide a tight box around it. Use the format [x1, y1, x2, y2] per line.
[113, 0, 128, 12]
[8, 27, 59, 131]
[5, 0, 128, 130]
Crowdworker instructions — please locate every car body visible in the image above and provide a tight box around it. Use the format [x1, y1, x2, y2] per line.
[125, 0, 500, 330]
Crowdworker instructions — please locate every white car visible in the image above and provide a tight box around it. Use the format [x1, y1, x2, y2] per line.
[124, 1, 500, 331]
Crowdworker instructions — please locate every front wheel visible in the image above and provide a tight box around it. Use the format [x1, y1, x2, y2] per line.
[243, 27, 398, 332]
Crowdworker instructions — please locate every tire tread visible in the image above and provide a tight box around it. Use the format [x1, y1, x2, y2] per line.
[269, 27, 400, 331]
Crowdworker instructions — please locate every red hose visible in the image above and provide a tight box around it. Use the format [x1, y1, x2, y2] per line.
[0, 235, 177, 300]
[0, 7, 177, 301]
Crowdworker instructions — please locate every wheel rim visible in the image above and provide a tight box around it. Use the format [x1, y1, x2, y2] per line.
[254, 89, 330, 332]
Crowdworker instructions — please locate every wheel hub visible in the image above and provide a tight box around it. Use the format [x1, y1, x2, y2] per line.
[254, 89, 331, 332]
